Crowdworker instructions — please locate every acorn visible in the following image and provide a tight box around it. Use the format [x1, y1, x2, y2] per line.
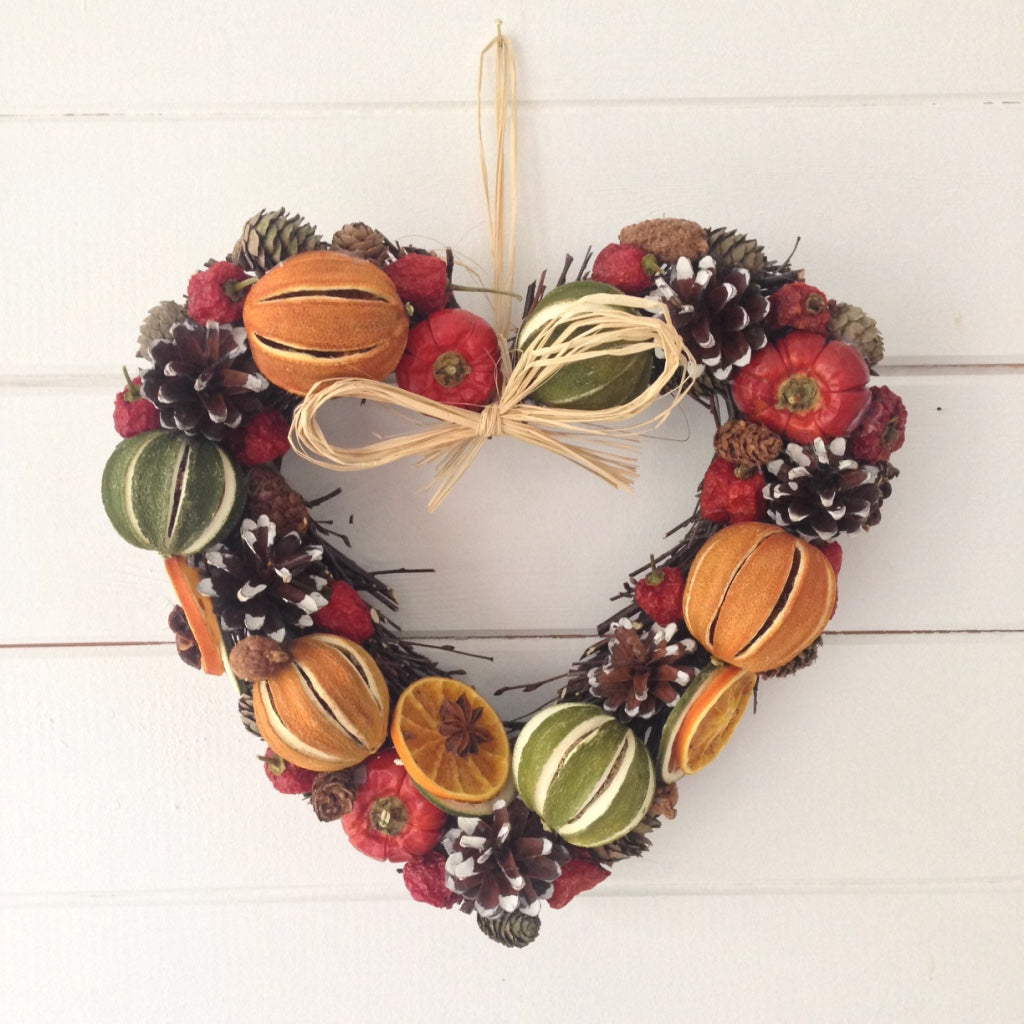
[101, 430, 245, 556]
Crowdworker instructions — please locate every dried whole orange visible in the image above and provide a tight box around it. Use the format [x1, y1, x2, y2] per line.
[390, 676, 510, 805]
[682, 522, 836, 673]
[242, 250, 409, 395]
[251, 633, 390, 772]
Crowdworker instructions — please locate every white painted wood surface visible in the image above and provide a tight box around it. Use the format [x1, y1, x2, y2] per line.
[2, 3, 1021, 1021]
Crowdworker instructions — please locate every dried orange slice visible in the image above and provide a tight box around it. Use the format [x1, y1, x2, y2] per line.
[390, 676, 510, 804]
[164, 556, 224, 675]
[658, 664, 757, 780]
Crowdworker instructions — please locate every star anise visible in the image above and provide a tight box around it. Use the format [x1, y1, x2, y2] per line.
[438, 695, 491, 757]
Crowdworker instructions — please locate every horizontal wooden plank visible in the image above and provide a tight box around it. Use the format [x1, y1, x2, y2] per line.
[0, 101, 1020, 374]
[1, 635, 1020, 899]
[3, 1, 1020, 113]
[0, 889, 1019, 1022]
[3, 369, 1020, 645]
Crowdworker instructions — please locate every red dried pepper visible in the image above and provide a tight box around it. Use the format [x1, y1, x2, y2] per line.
[341, 750, 447, 863]
[395, 308, 501, 408]
[731, 331, 870, 443]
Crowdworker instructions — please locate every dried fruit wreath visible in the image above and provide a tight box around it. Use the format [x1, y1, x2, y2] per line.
[101, 208, 906, 947]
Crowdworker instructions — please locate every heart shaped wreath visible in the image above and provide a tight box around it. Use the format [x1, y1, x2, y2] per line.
[101, 206, 906, 947]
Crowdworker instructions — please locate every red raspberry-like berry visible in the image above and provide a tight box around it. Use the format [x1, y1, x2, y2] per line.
[186, 260, 251, 324]
[113, 375, 160, 437]
[223, 408, 291, 467]
[766, 282, 831, 335]
[699, 456, 768, 526]
[402, 850, 459, 909]
[591, 243, 651, 296]
[312, 581, 375, 643]
[384, 253, 449, 315]
[261, 749, 318, 795]
[547, 856, 610, 909]
[848, 385, 907, 462]
[633, 565, 685, 626]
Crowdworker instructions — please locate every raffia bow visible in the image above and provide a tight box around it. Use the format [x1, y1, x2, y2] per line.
[289, 293, 697, 512]
[288, 24, 697, 511]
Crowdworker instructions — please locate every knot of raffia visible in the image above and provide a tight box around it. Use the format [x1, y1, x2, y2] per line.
[288, 292, 698, 512]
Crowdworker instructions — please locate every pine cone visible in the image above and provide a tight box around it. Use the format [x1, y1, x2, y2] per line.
[137, 300, 186, 358]
[764, 437, 887, 542]
[713, 419, 783, 468]
[671, 256, 769, 380]
[237, 690, 262, 737]
[140, 321, 268, 441]
[619, 217, 708, 263]
[476, 910, 541, 948]
[331, 222, 390, 266]
[588, 619, 698, 720]
[761, 635, 823, 678]
[588, 782, 677, 863]
[829, 301, 884, 367]
[246, 466, 309, 536]
[310, 768, 359, 821]
[231, 208, 322, 276]
[705, 226, 767, 277]
[444, 799, 569, 919]
[198, 515, 330, 642]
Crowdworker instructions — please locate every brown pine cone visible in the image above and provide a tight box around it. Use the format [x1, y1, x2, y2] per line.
[331, 222, 390, 266]
[829, 301, 884, 366]
[476, 910, 541, 948]
[705, 226, 767, 277]
[246, 466, 309, 536]
[231, 208, 322, 276]
[713, 419, 784, 468]
[310, 768, 359, 821]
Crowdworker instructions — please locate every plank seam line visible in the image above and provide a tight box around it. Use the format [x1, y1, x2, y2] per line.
[1, 876, 1020, 910]
[1, 93, 1021, 121]
[2, 628, 1021, 652]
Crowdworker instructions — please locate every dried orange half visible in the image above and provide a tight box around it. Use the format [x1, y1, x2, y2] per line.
[390, 676, 510, 804]
[658, 664, 757, 780]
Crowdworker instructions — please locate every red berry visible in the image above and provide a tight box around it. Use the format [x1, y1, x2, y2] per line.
[547, 856, 610, 909]
[384, 253, 449, 315]
[402, 850, 459, 909]
[848, 385, 907, 462]
[766, 282, 831, 335]
[223, 408, 291, 467]
[261, 749, 318, 795]
[312, 580, 374, 643]
[186, 260, 251, 324]
[699, 456, 767, 526]
[113, 375, 160, 438]
[633, 565, 684, 626]
[591, 243, 651, 296]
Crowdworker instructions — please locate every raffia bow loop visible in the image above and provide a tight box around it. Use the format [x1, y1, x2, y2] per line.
[289, 291, 698, 512]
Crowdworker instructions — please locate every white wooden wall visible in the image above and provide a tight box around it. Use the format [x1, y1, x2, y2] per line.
[3, 2, 1021, 1020]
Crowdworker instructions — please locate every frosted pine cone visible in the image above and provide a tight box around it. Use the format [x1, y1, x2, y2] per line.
[198, 515, 329, 642]
[140, 321, 268, 441]
[671, 256, 769, 380]
[444, 799, 569, 920]
[764, 437, 887, 541]
[588, 619, 698, 720]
